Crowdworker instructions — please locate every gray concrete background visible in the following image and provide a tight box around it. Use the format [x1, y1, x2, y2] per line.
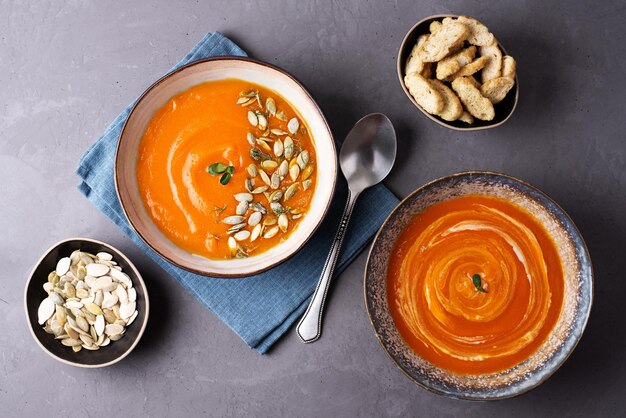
[1, 0, 625, 416]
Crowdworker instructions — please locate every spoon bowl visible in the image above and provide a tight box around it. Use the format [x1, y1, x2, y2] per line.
[297, 113, 397, 343]
[340, 114, 398, 193]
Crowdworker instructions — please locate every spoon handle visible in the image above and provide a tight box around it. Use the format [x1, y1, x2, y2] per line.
[296, 189, 360, 343]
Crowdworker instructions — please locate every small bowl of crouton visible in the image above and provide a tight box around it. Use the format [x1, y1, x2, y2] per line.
[398, 14, 519, 131]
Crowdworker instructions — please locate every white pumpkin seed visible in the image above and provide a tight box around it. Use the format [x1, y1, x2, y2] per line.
[264, 226, 279, 239]
[228, 236, 237, 253]
[250, 224, 262, 242]
[126, 310, 139, 326]
[274, 139, 284, 157]
[278, 160, 289, 177]
[84, 302, 103, 316]
[236, 200, 249, 215]
[297, 150, 309, 170]
[91, 276, 113, 292]
[288, 118, 299, 134]
[61, 338, 82, 347]
[257, 114, 268, 130]
[257, 138, 272, 153]
[223, 215, 245, 225]
[115, 285, 128, 304]
[259, 169, 271, 186]
[279, 214, 289, 232]
[234, 230, 251, 241]
[49, 292, 64, 306]
[247, 110, 258, 126]
[104, 324, 124, 336]
[86, 263, 109, 277]
[101, 292, 118, 309]
[234, 193, 253, 203]
[128, 288, 137, 303]
[119, 301, 136, 320]
[37, 298, 55, 325]
[65, 300, 83, 309]
[261, 160, 278, 170]
[270, 172, 281, 190]
[246, 132, 257, 146]
[284, 183, 299, 200]
[266, 97, 276, 115]
[289, 164, 300, 182]
[95, 315, 105, 336]
[301, 164, 314, 181]
[303, 179, 312, 190]
[248, 211, 262, 226]
[55, 257, 70, 276]
[284, 136, 294, 159]
[96, 252, 113, 261]
[109, 268, 131, 285]
[276, 110, 288, 121]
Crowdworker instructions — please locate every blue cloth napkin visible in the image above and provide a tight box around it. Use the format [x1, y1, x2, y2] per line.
[76, 32, 399, 353]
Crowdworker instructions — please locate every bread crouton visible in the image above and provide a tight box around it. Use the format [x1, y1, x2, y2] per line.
[435, 46, 476, 80]
[445, 55, 490, 81]
[480, 77, 515, 104]
[418, 20, 470, 62]
[430, 79, 463, 121]
[405, 34, 429, 75]
[458, 111, 474, 124]
[479, 43, 502, 82]
[502, 55, 516, 79]
[404, 73, 445, 115]
[457, 16, 495, 46]
[451, 76, 495, 121]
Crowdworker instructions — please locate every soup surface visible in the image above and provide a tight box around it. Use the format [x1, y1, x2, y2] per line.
[136, 79, 316, 260]
[387, 194, 564, 375]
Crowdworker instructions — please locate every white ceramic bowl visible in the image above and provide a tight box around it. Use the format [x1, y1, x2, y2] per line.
[115, 57, 337, 277]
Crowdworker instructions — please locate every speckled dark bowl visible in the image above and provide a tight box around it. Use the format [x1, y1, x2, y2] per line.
[364, 172, 592, 400]
[24, 238, 149, 368]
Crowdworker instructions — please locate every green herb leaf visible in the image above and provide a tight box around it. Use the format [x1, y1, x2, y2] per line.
[207, 162, 228, 175]
[226, 165, 235, 175]
[472, 274, 488, 293]
[219, 172, 232, 185]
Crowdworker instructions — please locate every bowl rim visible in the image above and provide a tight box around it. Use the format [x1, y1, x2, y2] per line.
[24, 237, 151, 368]
[396, 14, 520, 131]
[114, 56, 337, 278]
[363, 170, 594, 400]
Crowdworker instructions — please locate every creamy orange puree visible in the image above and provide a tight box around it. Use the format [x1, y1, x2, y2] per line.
[136, 79, 316, 260]
[387, 195, 564, 374]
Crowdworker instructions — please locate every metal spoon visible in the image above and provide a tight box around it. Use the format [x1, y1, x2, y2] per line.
[296, 113, 397, 343]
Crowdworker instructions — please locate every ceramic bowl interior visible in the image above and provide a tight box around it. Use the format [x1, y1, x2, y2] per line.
[365, 172, 592, 400]
[397, 14, 519, 131]
[24, 238, 149, 368]
[116, 57, 336, 277]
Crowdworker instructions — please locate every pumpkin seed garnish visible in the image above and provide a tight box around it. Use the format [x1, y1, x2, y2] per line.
[247, 110, 258, 126]
[287, 118, 299, 134]
[266, 97, 277, 116]
[276, 110, 288, 121]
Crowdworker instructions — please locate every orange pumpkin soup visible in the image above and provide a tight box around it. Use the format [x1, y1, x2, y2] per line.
[387, 195, 564, 374]
[136, 79, 316, 260]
